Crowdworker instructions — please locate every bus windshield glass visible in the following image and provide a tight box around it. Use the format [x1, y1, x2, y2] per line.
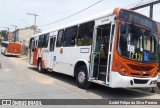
[118, 23, 158, 63]
[118, 9, 158, 63]
[2, 42, 8, 48]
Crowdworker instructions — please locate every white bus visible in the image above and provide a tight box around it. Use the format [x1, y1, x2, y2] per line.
[1, 41, 21, 56]
[29, 8, 158, 89]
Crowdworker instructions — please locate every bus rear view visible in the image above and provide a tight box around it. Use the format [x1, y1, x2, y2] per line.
[1, 41, 21, 56]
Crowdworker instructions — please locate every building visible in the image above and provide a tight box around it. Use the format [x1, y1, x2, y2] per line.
[12, 26, 35, 54]
[12, 26, 35, 44]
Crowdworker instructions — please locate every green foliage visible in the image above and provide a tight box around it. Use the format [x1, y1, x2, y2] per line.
[0, 30, 8, 40]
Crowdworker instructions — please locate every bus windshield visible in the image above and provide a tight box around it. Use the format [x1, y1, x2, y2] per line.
[1, 42, 8, 48]
[118, 23, 158, 63]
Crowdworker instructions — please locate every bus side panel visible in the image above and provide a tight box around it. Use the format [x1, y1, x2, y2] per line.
[33, 48, 39, 66]
[50, 47, 60, 72]
[42, 48, 48, 69]
[54, 46, 91, 76]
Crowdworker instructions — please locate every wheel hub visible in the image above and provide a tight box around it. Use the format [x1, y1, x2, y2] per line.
[78, 71, 86, 84]
[38, 62, 41, 71]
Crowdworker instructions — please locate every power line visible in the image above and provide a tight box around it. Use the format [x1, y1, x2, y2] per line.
[38, 0, 104, 27]
[124, 0, 142, 9]
[35, 0, 64, 13]
[124, 0, 156, 9]
[0, 26, 14, 29]
[130, 0, 160, 10]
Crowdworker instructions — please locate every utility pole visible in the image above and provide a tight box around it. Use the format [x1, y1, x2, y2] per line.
[11, 25, 17, 42]
[27, 12, 39, 34]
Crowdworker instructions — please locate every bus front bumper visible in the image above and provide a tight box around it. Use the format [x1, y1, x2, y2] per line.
[109, 71, 158, 88]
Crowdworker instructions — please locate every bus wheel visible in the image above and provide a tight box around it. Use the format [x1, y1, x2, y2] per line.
[37, 60, 45, 73]
[76, 65, 91, 89]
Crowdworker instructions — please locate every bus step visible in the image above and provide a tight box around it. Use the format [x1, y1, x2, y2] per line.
[98, 71, 106, 81]
[91, 80, 106, 85]
[99, 65, 107, 72]
[99, 72, 106, 75]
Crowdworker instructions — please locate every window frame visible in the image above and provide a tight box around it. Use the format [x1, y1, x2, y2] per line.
[29, 38, 34, 49]
[50, 37, 56, 52]
[43, 33, 49, 48]
[77, 21, 95, 46]
[63, 25, 78, 47]
[38, 35, 44, 48]
[56, 29, 64, 47]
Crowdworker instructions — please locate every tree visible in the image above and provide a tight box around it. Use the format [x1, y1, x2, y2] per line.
[0, 30, 8, 40]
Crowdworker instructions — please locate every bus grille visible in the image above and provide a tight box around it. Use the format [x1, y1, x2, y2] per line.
[130, 73, 150, 77]
[134, 79, 148, 84]
[127, 64, 154, 71]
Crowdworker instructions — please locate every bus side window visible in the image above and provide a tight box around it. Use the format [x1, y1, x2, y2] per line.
[56, 30, 64, 47]
[38, 35, 44, 48]
[77, 21, 94, 46]
[50, 37, 56, 51]
[43, 33, 49, 48]
[29, 38, 33, 49]
[63, 26, 78, 47]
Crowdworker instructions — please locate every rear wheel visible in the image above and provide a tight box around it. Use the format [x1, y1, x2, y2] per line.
[37, 60, 45, 73]
[76, 65, 91, 89]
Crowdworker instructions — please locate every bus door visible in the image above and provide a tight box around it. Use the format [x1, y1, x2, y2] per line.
[48, 36, 56, 69]
[29, 39, 35, 65]
[90, 21, 115, 84]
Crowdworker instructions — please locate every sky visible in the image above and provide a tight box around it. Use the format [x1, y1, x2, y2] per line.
[0, 0, 160, 32]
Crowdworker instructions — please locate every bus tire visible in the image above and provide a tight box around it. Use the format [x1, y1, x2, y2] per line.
[37, 60, 45, 73]
[76, 65, 91, 89]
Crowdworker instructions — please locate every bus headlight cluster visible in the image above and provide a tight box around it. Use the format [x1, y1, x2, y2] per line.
[115, 63, 128, 76]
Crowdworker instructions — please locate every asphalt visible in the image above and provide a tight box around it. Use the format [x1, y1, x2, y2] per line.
[1, 54, 160, 108]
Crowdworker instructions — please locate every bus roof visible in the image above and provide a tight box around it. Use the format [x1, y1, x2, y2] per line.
[2, 41, 9, 44]
[31, 7, 157, 38]
[1, 41, 21, 45]
[31, 8, 114, 38]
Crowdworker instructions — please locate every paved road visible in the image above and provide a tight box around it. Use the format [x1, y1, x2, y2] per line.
[0, 53, 160, 108]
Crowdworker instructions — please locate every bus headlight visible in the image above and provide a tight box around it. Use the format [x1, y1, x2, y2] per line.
[153, 72, 158, 77]
[115, 63, 128, 76]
